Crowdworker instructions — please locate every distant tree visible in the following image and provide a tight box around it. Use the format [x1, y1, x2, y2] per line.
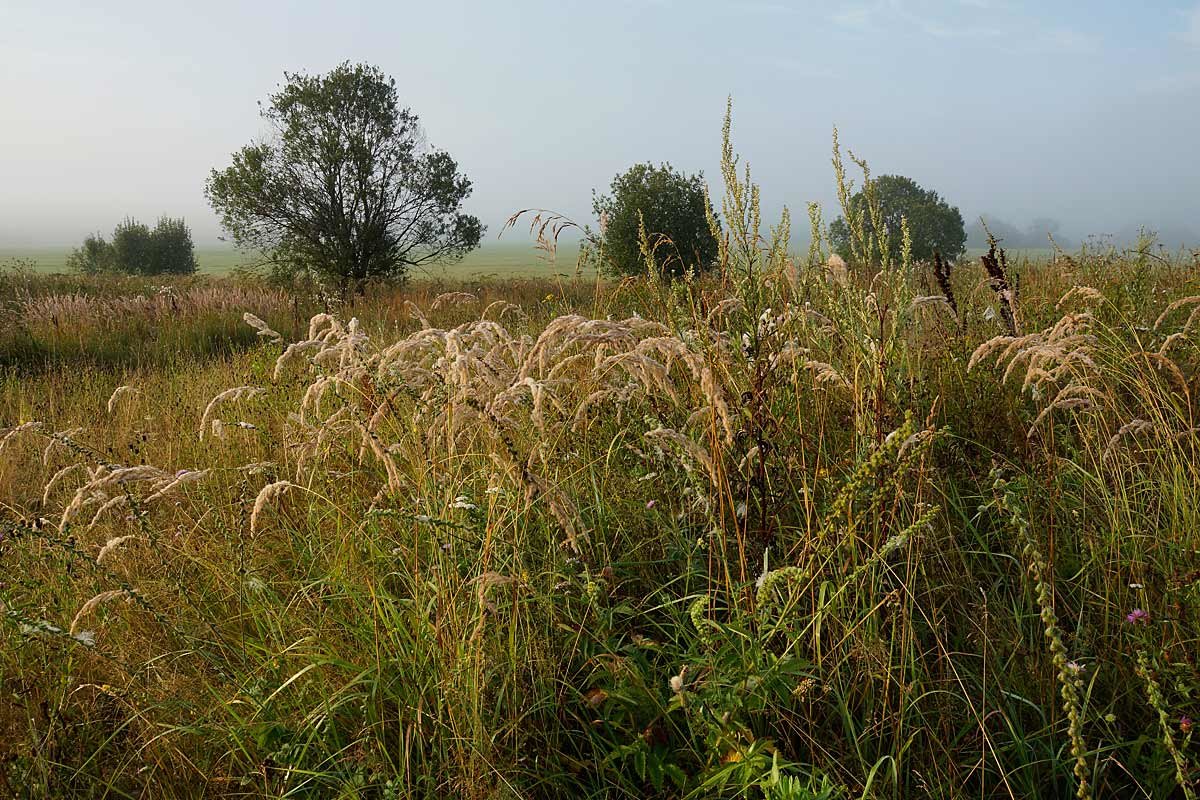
[206, 61, 483, 295]
[965, 215, 1071, 250]
[111, 218, 155, 275]
[66, 233, 116, 274]
[150, 216, 198, 274]
[592, 162, 719, 278]
[830, 174, 965, 265]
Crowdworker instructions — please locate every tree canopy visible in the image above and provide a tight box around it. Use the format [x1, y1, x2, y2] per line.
[830, 174, 966, 265]
[592, 163, 719, 278]
[205, 62, 483, 293]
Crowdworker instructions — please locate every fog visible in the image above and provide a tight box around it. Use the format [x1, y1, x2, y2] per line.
[2, 0, 1198, 249]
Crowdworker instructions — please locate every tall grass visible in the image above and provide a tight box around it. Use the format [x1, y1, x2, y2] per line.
[1, 116, 1198, 798]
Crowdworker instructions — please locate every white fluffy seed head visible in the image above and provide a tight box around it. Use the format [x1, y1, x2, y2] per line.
[69, 589, 127, 635]
[250, 480, 297, 534]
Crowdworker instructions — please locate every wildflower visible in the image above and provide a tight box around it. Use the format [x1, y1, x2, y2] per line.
[1181, 716, 1193, 734]
[450, 496, 477, 511]
[72, 630, 96, 647]
[1129, 582, 1144, 589]
[645, 499, 656, 510]
[1126, 608, 1149, 624]
[1066, 661, 1085, 675]
[669, 671, 685, 694]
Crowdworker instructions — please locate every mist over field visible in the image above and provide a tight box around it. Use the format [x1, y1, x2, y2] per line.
[2, 0, 1198, 251]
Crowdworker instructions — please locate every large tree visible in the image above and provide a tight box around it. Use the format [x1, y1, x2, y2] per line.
[206, 62, 483, 292]
[830, 174, 966, 265]
[592, 163, 719, 278]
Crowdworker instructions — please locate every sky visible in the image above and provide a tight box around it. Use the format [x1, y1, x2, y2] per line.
[1, 0, 1198, 248]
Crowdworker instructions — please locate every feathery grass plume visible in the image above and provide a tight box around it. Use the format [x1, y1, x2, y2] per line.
[645, 427, 716, 479]
[106, 386, 139, 415]
[473, 571, 516, 610]
[1136, 649, 1197, 799]
[403, 300, 431, 328]
[481, 299, 523, 321]
[803, 360, 851, 391]
[42, 462, 86, 506]
[1103, 418, 1152, 459]
[198, 386, 265, 440]
[354, 421, 403, 494]
[96, 534, 141, 565]
[242, 311, 281, 341]
[144, 468, 210, 502]
[1158, 331, 1189, 355]
[1056, 285, 1105, 311]
[272, 339, 323, 380]
[0, 420, 43, 456]
[909, 295, 955, 314]
[87, 494, 130, 530]
[430, 291, 478, 310]
[69, 589, 127, 636]
[249, 480, 296, 535]
[1153, 296, 1200, 329]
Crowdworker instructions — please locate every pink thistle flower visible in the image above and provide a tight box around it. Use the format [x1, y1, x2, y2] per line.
[1125, 608, 1149, 624]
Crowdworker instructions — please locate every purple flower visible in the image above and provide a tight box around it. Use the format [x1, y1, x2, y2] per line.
[645, 500, 656, 510]
[1126, 608, 1149, 624]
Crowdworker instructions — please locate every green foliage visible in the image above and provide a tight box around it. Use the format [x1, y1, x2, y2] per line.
[111, 217, 154, 275]
[206, 61, 484, 294]
[830, 173, 965, 266]
[65, 233, 115, 275]
[593, 162, 718, 278]
[149, 216, 199, 275]
[68, 217, 197, 276]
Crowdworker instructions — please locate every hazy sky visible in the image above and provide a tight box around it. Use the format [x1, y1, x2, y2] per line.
[2, 0, 1198, 247]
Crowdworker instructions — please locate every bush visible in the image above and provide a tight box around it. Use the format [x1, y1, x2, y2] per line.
[593, 162, 719, 278]
[111, 217, 155, 275]
[64, 233, 116, 275]
[69, 216, 197, 276]
[150, 216, 199, 275]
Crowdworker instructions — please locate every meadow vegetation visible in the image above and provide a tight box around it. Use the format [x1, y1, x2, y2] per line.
[2, 114, 1199, 799]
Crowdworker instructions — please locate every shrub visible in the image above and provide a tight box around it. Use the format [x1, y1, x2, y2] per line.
[65, 233, 116, 275]
[593, 162, 719, 278]
[69, 217, 197, 276]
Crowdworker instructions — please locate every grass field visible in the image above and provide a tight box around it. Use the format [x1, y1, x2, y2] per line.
[3, 136, 1199, 798]
[0, 242, 587, 279]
